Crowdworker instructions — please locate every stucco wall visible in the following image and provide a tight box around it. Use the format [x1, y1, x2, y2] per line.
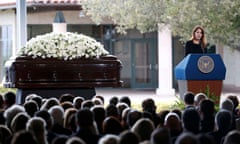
[223, 47, 240, 87]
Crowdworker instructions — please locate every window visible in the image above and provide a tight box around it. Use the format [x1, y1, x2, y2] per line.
[0, 25, 12, 80]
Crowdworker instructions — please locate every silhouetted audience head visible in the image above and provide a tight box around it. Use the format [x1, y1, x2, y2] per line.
[48, 105, 64, 126]
[106, 104, 119, 119]
[131, 118, 155, 142]
[175, 132, 198, 144]
[66, 136, 86, 144]
[40, 97, 59, 110]
[183, 91, 195, 108]
[226, 95, 239, 110]
[194, 92, 207, 108]
[61, 101, 74, 111]
[3, 91, 16, 109]
[24, 100, 39, 117]
[92, 97, 103, 105]
[73, 96, 85, 110]
[199, 99, 215, 116]
[98, 134, 119, 144]
[51, 135, 68, 144]
[35, 110, 53, 131]
[120, 96, 131, 107]
[150, 127, 171, 144]
[215, 109, 232, 131]
[119, 130, 139, 144]
[221, 98, 234, 112]
[164, 112, 182, 137]
[94, 95, 105, 105]
[91, 105, 106, 134]
[127, 109, 142, 128]
[11, 112, 30, 133]
[26, 117, 47, 144]
[4, 105, 25, 130]
[109, 96, 119, 106]
[81, 100, 94, 109]
[11, 130, 37, 144]
[0, 125, 12, 144]
[158, 109, 170, 127]
[64, 107, 77, 132]
[75, 108, 94, 128]
[102, 116, 123, 135]
[196, 133, 216, 144]
[182, 108, 200, 134]
[223, 130, 240, 144]
[142, 98, 157, 114]
[59, 93, 75, 103]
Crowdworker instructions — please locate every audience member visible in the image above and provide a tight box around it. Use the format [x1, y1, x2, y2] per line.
[223, 130, 240, 144]
[175, 132, 198, 144]
[10, 112, 30, 133]
[157, 109, 170, 127]
[131, 118, 155, 142]
[183, 91, 195, 109]
[142, 98, 161, 127]
[119, 96, 131, 107]
[26, 117, 48, 144]
[102, 116, 123, 135]
[182, 108, 201, 134]
[105, 104, 120, 120]
[98, 134, 119, 144]
[81, 99, 94, 109]
[194, 92, 207, 109]
[40, 97, 59, 110]
[48, 105, 72, 136]
[150, 127, 172, 144]
[199, 99, 215, 133]
[72, 108, 101, 144]
[66, 136, 86, 144]
[208, 109, 233, 144]
[23, 100, 39, 117]
[11, 130, 37, 144]
[4, 105, 25, 130]
[91, 105, 106, 134]
[196, 133, 216, 144]
[73, 96, 85, 110]
[163, 112, 182, 138]
[64, 107, 77, 133]
[0, 125, 12, 144]
[3, 91, 16, 109]
[127, 109, 142, 128]
[119, 130, 139, 144]
[59, 93, 75, 103]
[109, 96, 119, 106]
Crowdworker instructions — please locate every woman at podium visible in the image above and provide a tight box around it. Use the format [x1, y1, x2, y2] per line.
[185, 25, 207, 56]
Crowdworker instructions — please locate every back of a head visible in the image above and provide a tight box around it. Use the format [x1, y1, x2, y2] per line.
[223, 130, 240, 144]
[199, 99, 215, 116]
[120, 96, 131, 107]
[164, 112, 181, 131]
[24, 100, 39, 117]
[76, 108, 94, 127]
[142, 98, 156, 114]
[109, 96, 119, 106]
[98, 134, 119, 144]
[226, 95, 239, 109]
[182, 108, 200, 134]
[127, 109, 142, 128]
[106, 104, 119, 119]
[150, 127, 171, 144]
[66, 136, 86, 144]
[215, 109, 232, 130]
[194, 92, 207, 106]
[131, 118, 155, 142]
[35, 110, 53, 130]
[102, 116, 123, 135]
[48, 105, 64, 125]
[3, 91, 16, 108]
[73, 96, 85, 109]
[11, 130, 37, 144]
[11, 112, 30, 133]
[81, 100, 94, 109]
[4, 105, 25, 129]
[175, 132, 198, 144]
[196, 133, 216, 144]
[220, 98, 234, 112]
[119, 130, 139, 144]
[183, 92, 195, 105]
[0, 125, 12, 143]
[59, 93, 75, 103]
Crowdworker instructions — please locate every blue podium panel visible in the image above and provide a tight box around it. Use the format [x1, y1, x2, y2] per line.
[175, 54, 226, 80]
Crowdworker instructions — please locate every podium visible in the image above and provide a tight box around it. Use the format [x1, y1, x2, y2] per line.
[175, 54, 226, 104]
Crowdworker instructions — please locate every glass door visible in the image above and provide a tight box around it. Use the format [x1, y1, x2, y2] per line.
[131, 39, 157, 88]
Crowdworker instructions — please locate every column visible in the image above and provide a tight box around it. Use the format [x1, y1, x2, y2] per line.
[156, 26, 175, 96]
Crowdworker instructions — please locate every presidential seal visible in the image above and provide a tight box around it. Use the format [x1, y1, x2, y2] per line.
[197, 56, 214, 73]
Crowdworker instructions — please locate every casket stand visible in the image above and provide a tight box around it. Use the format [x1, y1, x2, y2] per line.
[3, 55, 123, 104]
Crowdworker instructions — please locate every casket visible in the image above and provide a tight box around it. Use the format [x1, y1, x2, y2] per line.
[3, 55, 123, 89]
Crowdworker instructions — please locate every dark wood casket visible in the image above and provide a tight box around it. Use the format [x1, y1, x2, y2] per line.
[3, 55, 123, 103]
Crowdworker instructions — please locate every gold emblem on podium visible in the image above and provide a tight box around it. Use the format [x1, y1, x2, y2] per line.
[197, 56, 214, 73]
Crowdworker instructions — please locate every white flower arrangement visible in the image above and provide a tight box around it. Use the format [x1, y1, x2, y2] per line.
[17, 32, 109, 60]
